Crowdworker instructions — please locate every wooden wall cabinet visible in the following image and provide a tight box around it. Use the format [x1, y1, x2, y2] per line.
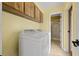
[2, 2, 25, 18]
[2, 2, 43, 23]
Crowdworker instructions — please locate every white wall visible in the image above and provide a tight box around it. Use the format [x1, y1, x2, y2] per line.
[0, 3, 2, 55]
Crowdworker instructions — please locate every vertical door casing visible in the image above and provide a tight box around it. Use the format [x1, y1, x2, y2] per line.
[68, 6, 72, 56]
[0, 3, 2, 55]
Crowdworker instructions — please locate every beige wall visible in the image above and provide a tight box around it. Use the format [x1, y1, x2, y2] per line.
[39, 3, 71, 52]
[71, 3, 77, 56]
[3, 11, 40, 56]
[3, 2, 77, 56]
[39, 5, 69, 50]
[39, 2, 77, 55]
[63, 2, 77, 55]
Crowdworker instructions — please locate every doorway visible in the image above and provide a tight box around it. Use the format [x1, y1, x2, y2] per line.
[50, 14, 63, 56]
[49, 13, 70, 56]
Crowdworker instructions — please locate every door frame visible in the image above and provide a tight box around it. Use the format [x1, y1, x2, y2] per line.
[49, 12, 64, 52]
[68, 5, 72, 56]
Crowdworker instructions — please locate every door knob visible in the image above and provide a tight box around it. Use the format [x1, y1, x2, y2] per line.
[68, 30, 70, 32]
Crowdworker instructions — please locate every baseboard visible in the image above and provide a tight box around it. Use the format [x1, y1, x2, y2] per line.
[62, 48, 69, 52]
[51, 37, 60, 40]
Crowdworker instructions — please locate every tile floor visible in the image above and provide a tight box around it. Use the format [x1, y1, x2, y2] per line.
[49, 40, 69, 56]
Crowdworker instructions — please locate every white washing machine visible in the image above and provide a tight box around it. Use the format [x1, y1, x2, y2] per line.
[19, 30, 49, 56]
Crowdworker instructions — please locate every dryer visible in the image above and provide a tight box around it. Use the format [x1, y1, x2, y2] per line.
[19, 30, 49, 56]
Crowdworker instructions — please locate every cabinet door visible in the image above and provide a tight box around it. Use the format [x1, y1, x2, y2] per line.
[24, 2, 30, 16]
[35, 6, 41, 22]
[14, 2, 24, 13]
[3, 2, 43, 23]
[25, 2, 35, 18]
[40, 11, 43, 22]
[3, 2, 15, 9]
[30, 3, 35, 18]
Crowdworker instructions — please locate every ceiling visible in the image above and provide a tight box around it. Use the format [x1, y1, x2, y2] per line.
[36, 2, 65, 9]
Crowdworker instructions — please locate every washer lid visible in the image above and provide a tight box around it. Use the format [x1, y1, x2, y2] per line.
[20, 30, 48, 39]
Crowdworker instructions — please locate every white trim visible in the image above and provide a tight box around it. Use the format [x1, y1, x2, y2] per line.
[49, 12, 64, 52]
[63, 48, 69, 52]
[60, 13, 64, 50]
